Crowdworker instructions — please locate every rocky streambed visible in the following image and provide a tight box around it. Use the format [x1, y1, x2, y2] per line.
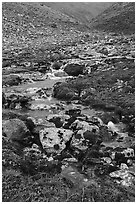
[2, 32, 135, 202]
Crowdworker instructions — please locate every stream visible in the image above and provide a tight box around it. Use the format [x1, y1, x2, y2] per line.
[3, 68, 99, 122]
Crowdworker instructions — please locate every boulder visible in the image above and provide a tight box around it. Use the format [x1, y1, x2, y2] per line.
[39, 128, 73, 154]
[53, 82, 79, 101]
[71, 120, 99, 132]
[2, 74, 22, 86]
[71, 129, 100, 151]
[2, 118, 34, 148]
[70, 120, 100, 150]
[52, 62, 62, 70]
[64, 63, 85, 76]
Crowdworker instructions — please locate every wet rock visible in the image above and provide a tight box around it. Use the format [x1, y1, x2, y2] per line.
[40, 128, 73, 155]
[3, 74, 22, 86]
[2, 118, 34, 149]
[64, 63, 85, 76]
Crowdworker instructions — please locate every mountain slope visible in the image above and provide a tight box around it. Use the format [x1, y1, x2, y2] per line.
[92, 2, 135, 33]
[43, 2, 113, 24]
[2, 2, 89, 51]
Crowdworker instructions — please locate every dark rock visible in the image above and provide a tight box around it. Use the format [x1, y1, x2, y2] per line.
[83, 130, 100, 145]
[52, 61, 62, 70]
[64, 63, 85, 76]
[63, 116, 77, 129]
[3, 74, 22, 86]
[47, 114, 70, 128]
[53, 82, 79, 100]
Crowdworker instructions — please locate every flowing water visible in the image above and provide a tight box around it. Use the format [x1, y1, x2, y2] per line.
[3, 69, 99, 122]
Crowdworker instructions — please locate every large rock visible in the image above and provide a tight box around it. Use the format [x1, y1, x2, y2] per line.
[2, 74, 22, 87]
[109, 169, 134, 187]
[39, 128, 73, 154]
[53, 82, 79, 100]
[64, 63, 85, 76]
[71, 120, 100, 150]
[71, 119, 99, 132]
[2, 118, 34, 148]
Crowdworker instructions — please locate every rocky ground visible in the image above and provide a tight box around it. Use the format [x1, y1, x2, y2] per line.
[2, 31, 135, 202]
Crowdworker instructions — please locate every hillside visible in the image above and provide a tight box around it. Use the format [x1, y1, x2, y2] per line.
[44, 2, 113, 24]
[2, 2, 89, 52]
[92, 2, 135, 34]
